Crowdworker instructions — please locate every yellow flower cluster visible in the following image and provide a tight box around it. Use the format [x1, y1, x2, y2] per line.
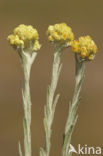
[47, 23, 74, 45]
[8, 24, 41, 51]
[71, 36, 97, 60]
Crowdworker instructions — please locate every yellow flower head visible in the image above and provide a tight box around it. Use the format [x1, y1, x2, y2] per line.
[47, 23, 74, 46]
[71, 36, 97, 61]
[8, 24, 41, 51]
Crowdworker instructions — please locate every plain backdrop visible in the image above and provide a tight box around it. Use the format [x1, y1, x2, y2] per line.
[0, 0, 103, 156]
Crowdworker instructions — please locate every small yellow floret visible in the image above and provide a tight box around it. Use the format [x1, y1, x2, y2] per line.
[14, 24, 39, 41]
[47, 23, 74, 45]
[8, 35, 24, 46]
[8, 24, 40, 52]
[33, 40, 41, 51]
[71, 36, 97, 60]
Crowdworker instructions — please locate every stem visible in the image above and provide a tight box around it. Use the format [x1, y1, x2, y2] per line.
[62, 54, 85, 156]
[19, 51, 37, 156]
[23, 60, 32, 156]
[40, 46, 62, 156]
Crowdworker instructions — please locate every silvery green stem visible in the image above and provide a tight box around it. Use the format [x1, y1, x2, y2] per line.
[62, 54, 85, 156]
[19, 50, 37, 156]
[40, 46, 62, 156]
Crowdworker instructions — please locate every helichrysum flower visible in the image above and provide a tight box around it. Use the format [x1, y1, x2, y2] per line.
[8, 24, 41, 52]
[47, 23, 74, 47]
[8, 25, 41, 156]
[71, 35, 97, 60]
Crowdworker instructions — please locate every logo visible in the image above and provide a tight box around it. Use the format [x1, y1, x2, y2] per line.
[69, 144, 102, 155]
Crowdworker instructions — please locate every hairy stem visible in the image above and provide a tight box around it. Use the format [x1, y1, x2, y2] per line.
[23, 60, 32, 156]
[40, 47, 62, 156]
[19, 51, 37, 156]
[62, 54, 85, 156]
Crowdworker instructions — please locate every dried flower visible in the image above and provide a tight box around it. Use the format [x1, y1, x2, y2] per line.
[71, 36, 97, 61]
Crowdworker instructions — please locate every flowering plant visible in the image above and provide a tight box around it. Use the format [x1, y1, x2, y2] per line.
[8, 24, 41, 156]
[8, 23, 97, 156]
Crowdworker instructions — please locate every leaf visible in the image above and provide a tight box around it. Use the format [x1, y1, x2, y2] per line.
[53, 94, 60, 115]
[18, 142, 23, 156]
[40, 148, 45, 156]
